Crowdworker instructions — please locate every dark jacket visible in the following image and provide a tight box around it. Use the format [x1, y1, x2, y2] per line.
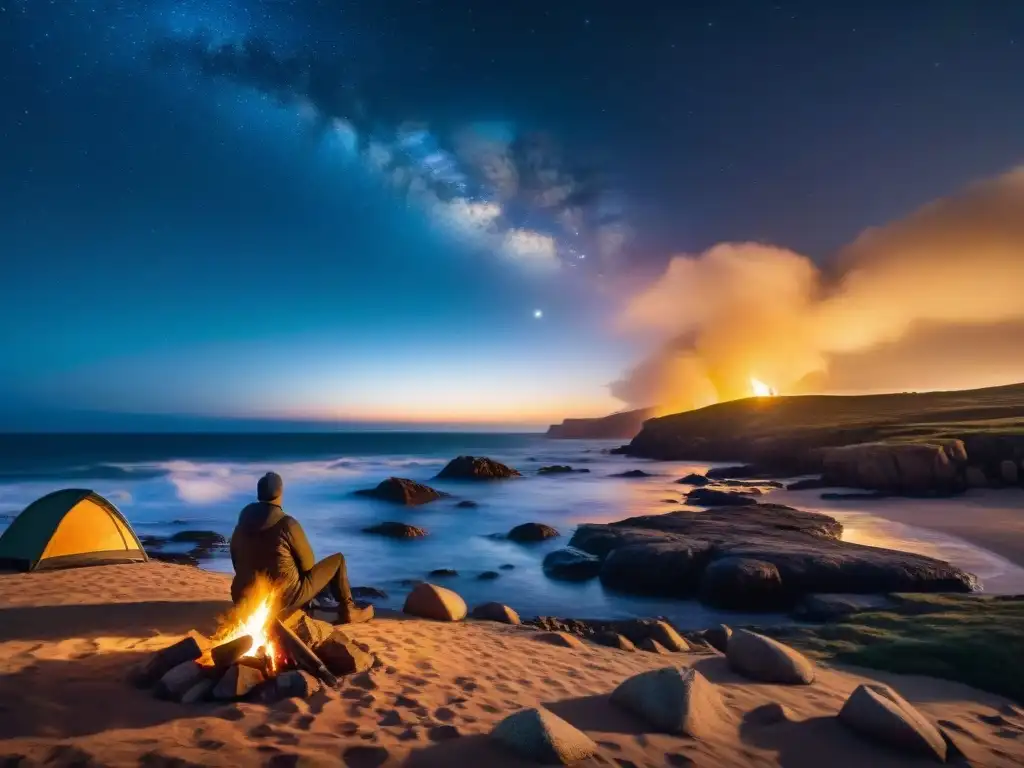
[229, 501, 315, 606]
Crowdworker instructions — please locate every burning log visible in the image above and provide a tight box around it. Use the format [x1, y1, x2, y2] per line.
[212, 664, 266, 700]
[155, 661, 207, 701]
[211, 635, 253, 669]
[133, 631, 210, 688]
[271, 618, 339, 688]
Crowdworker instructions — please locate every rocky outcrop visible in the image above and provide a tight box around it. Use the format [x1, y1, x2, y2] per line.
[685, 488, 759, 507]
[542, 548, 601, 581]
[508, 523, 560, 543]
[490, 706, 598, 764]
[838, 683, 947, 761]
[727, 630, 815, 684]
[593, 631, 636, 651]
[610, 469, 656, 478]
[436, 456, 520, 480]
[537, 465, 589, 475]
[568, 504, 977, 605]
[534, 631, 585, 649]
[362, 522, 427, 539]
[355, 477, 447, 505]
[402, 583, 467, 621]
[611, 667, 725, 737]
[546, 407, 655, 439]
[698, 557, 785, 611]
[527, 617, 691, 652]
[677, 473, 711, 486]
[819, 440, 967, 495]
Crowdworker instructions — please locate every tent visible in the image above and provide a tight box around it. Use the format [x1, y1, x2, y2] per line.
[0, 489, 148, 571]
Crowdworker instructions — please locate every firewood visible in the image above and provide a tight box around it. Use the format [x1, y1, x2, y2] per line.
[211, 635, 253, 669]
[212, 664, 265, 700]
[272, 670, 321, 700]
[134, 631, 210, 688]
[181, 678, 215, 705]
[271, 618, 339, 687]
[155, 660, 206, 701]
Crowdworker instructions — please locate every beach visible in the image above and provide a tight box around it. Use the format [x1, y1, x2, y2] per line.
[1, 562, 1023, 767]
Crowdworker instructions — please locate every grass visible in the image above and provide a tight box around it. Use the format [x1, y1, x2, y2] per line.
[765, 593, 1024, 704]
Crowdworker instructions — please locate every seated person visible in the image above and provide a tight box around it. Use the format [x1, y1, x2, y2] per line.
[230, 472, 373, 624]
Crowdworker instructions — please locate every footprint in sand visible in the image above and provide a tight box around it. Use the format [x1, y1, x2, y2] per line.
[454, 676, 479, 692]
[433, 707, 456, 722]
[295, 715, 315, 731]
[337, 721, 360, 737]
[343, 745, 390, 768]
[378, 710, 404, 727]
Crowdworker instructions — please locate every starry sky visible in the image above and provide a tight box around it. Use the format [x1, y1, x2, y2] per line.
[2, 0, 1023, 430]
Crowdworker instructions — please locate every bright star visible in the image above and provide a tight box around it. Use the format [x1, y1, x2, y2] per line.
[533, 309, 544, 319]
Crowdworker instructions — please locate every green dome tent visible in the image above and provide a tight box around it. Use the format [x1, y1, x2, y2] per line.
[0, 489, 148, 571]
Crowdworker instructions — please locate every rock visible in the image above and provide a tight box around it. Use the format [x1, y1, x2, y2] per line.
[726, 629, 815, 684]
[698, 557, 786, 611]
[362, 522, 427, 539]
[649, 621, 689, 652]
[542, 548, 601, 581]
[436, 456, 521, 480]
[706, 464, 765, 479]
[534, 632, 584, 649]
[965, 465, 988, 488]
[1000, 459, 1019, 485]
[273, 670, 321, 699]
[716, 478, 784, 489]
[611, 667, 725, 737]
[639, 637, 670, 654]
[455, 500, 479, 508]
[428, 568, 459, 578]
[508, 523, 560, 543]
[169, 530, 227, 548]
[315, 630, 374, 675]
[490, 706, 598, 765]
[402, 583, 467, 621]
[568, 504, 978, 601]
[476, 570, 500, 580]
[697, 624, 732, 653]
[499, 563, 516, 570]
[352, 586, 388, 600]
[838, 683, 947, 761]
[820, 491, 888, 500]
[537, 465, 575, 474]
[745, 702, 793, 726]
[593, 631, 636, 651]
[180, 678, 214, 705]
[155, 661, 207, 701]
[148, 552, 201, 567]
[355, 477, 447, 505]
[135, 631, 210, 687]
[686, 488, 758, 507]
[285, 612, 336, 648]
[212, 664, 265, 700]
[677, 473, 710, 486]
[791, 593, 894, 622]
[470, 602, 521, 624]
[821, 440, 967, 495]
[786, 477, 828, 491]
[610, 469, 655, 478]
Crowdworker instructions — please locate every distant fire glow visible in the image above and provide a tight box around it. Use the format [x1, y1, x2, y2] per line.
[750, 378, 775, 397]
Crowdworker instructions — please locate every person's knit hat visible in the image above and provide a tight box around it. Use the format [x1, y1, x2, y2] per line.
[257, 471, 284, 502]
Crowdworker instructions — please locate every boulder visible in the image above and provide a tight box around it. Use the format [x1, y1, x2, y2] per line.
[542, 548, 601, 581]
[698, 557, 786, 611]
[786, 477, 828, 491]
[355, 477, 446, 505]
[677, 473, 710, 486]
[707, 464, 763, 479]
[537, 465, 583, 475]
[352, 586, 388, 600]
[639, 637, 670, 654]
[686, 488, 758, 507]
[402, 583, 467, 621]
[428, 568, 459, 578]
[610, 469, 655, 478]
[726, 629, 815, 684]
[455, 499, 479, 508]
[490, 706, 598, 765]
[698, 624, 732, 654]
[965, 465, 988, 488]
[470, 602, 521, 624]
[436, 456, 520, 480]
[649, 621, 689, 652]
[611, 667, 725, 737]
[476, 570, 500, 580]
[362, 522, 427, 539]
[838, 683, 947, 761]
[1000, 459, 1019, 485]
[169, 530, 228, 548]
[508, 523, 560, 543]
[599, 541, 714, 596]
[593, 631, 636, 651]
[534, 632, 584, 649]
[820, 440, 966, 495]
[316, 630, 374, 675]
[791, 593, 894, 622]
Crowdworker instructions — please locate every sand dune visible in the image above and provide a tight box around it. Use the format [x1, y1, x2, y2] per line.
[0, 562, 1022, 767]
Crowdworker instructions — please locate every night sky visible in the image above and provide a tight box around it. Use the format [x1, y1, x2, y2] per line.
[2, 1, 1023, 430]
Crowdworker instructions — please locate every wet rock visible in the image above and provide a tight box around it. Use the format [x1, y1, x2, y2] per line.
[476, 570, 500, 580]
[676, 473, 710, 486]
[820, 491, 888, 500]
[352, 586, 388, 600]
[355, 477, 447, 505]
[542, 547, 601, 582]
[436, 456, 520, 480]
[508, 523, 560, 543]
[611, 667, 725, 737]
[470, 602, 521, 624]
[499, 563, 516, 570]
[686, 488, 759, 507]
[362, 522, 427, 539]
[593, 631, 636, 651]
[599, 541, 714, 596]
[791, 593, 894, 622]
[610, 469, 655, 478]
[491, 706, 598, 765]
[786, 477, 828, 491]
[716, 478, 784, 489]
[838, 682, 947, 761]
[455, 500, 479, 508]
[169, 530, 227, 548]
[726, 629, 815, 685]
[537, 465, 575, 474]
[698, 557, 785, 611]
[707, 464, 764, 479]
[402, 583, 467, 621]
[428, 568, 459, 578]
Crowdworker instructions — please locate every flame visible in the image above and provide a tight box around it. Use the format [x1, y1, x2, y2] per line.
[212, 574, 281, 674]
[750, 378, 775, 397]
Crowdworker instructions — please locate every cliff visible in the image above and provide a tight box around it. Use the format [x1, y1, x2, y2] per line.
[546, 408, 655, 440]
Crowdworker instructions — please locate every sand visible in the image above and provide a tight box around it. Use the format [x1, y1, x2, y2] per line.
[1, 562, 1023, 767]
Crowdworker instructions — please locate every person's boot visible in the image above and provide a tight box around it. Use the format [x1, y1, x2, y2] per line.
[337, 599, 374, 625]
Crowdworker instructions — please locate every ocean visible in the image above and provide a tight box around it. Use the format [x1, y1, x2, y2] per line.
[2, 432, 1022, 627]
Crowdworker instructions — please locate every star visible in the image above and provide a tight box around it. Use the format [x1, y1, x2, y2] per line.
[533, 309, 544, 319]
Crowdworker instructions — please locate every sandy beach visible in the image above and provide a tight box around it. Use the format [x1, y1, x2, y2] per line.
[1, 562, 1022, 767]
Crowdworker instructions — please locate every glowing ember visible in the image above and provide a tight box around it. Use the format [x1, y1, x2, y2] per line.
[211, 574, 282, 674]
[750, 378, 776, 397]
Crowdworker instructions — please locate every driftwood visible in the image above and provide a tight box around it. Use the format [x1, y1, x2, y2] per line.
[271, 618, 339, 687]
[211, 635, 253, 668]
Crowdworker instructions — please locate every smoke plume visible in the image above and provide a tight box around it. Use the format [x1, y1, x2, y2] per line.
[614, 167, 1024, 413]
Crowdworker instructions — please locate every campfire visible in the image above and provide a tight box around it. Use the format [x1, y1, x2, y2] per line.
[750, 378, 776, 398]
[130, 576, 375, 705]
